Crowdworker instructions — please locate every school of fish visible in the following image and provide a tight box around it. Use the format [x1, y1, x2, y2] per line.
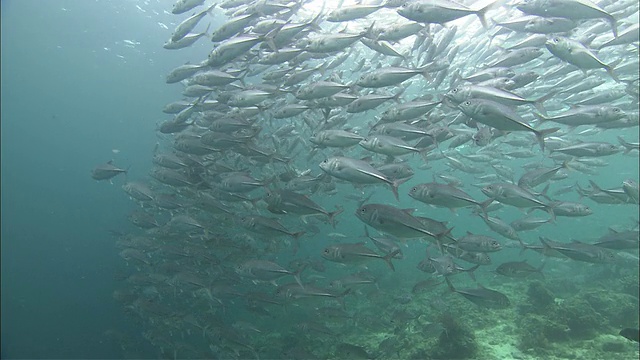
[93, 0, 639, 358]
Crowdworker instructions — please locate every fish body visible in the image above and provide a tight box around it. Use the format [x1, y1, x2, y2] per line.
[539, 237, 618, 263]
[356, 203, 446, 241]
[347, 93, 400, 113]
[537, 105, 627, 127]
[91, 161, 128, 180]
[264, 189, 342, 227]
[359, 135, 422, 156]
[377, 22, 424, 42]
[446, 278, 510, 309]
[327, 4, 384, 22]
[164, 24, 210, 49]
[455, 232, 502, 252]
[545, 36, 619, 80]
[236, 260, 303, 286]
[380, 100, 441, 122]
[239, 215, 305, 240]
[398, 0, 494, 27]
[517, 0, 617, 37]
[357, 66, 428, 88]
[191, 70, 241, 87]
[480, 213, 520, 240]
[322, 243, 398, 271]
[295, 81, 349, 100]
[310, 130, 364, 148]
[377, 163, 414, 181]
[481, 182, 550, 211]
[548, 201, 592, 217]
[170, 4, 214, 42]
[510, 216, 552, 231]
[495, 261, 544, 278]
[409, 182, 482, 209]
[457, 98, 558, 150]
[171, 0, 205, 14]
[319, 157, 404, 200]
[552, 142, 622, 157]
[303, 33, 366, 53]
[210, 14, 257, 43]
[207, 34, 264, 67]
[122, 182, 155, 201]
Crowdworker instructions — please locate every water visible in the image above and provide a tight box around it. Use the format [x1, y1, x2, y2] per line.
[2, 0, 638, 359]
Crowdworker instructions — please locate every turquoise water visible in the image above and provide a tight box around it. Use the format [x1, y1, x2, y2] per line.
[2, 0, 638, 359]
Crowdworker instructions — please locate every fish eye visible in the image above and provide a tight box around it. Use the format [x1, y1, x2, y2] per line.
[464, 101, 471, 106]
[361, 208, 367, 213]
[452, 88, 458, 93]
[553, 37, 560, 42]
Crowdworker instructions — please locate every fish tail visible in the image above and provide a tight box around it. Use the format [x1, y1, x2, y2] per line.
[392, 86, 406, 103]
[617, 136, 633, 154]
[546, 206, 556, 223]
[327, 206, 344, 228]
[337, 288, 352, 310]
[517, 238, 529, 256]
[478, 198, 493, 217]
[534, 127, 560, 152]
[606, 64, 620, 83]
[474, 0, 499, 29]
[608, 16, 618, 38]
[536, 261, 546, 279]
[390, 182, 400, 201]
[588, 180, 602, 192]
[533, 90, 557, 116]
[390, 177, 409, 201]
[382, 249, 400, 271]
[292, 231, 306, 241]
[467, 264, 480, 282]
[444, 277, 456, 293]
[291, 233, 305, 256]
[363, 225, 371, 239]
[292, 264, 307, 290]
[538, 236, 554, 256]
[263, 27, 280, 53]
[362, 20, 377, 40]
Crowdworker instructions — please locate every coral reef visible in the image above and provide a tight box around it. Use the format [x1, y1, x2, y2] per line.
[559, 297, 605, 339]
[582, 290, 639, 328]
[526, 281, 555, 312]
[428, 312, 478, 359]
[517, 313, 570, 351]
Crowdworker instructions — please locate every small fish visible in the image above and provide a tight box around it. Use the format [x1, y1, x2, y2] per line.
[171, 0, 205, 14]
[495, 261, 545, 279]
[320, 157, 407, 200]
[322, 243, 399, 271]
[446, 278, 510, 309]
[236, 260, 304, 288]
[91, 160, 128, 181]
